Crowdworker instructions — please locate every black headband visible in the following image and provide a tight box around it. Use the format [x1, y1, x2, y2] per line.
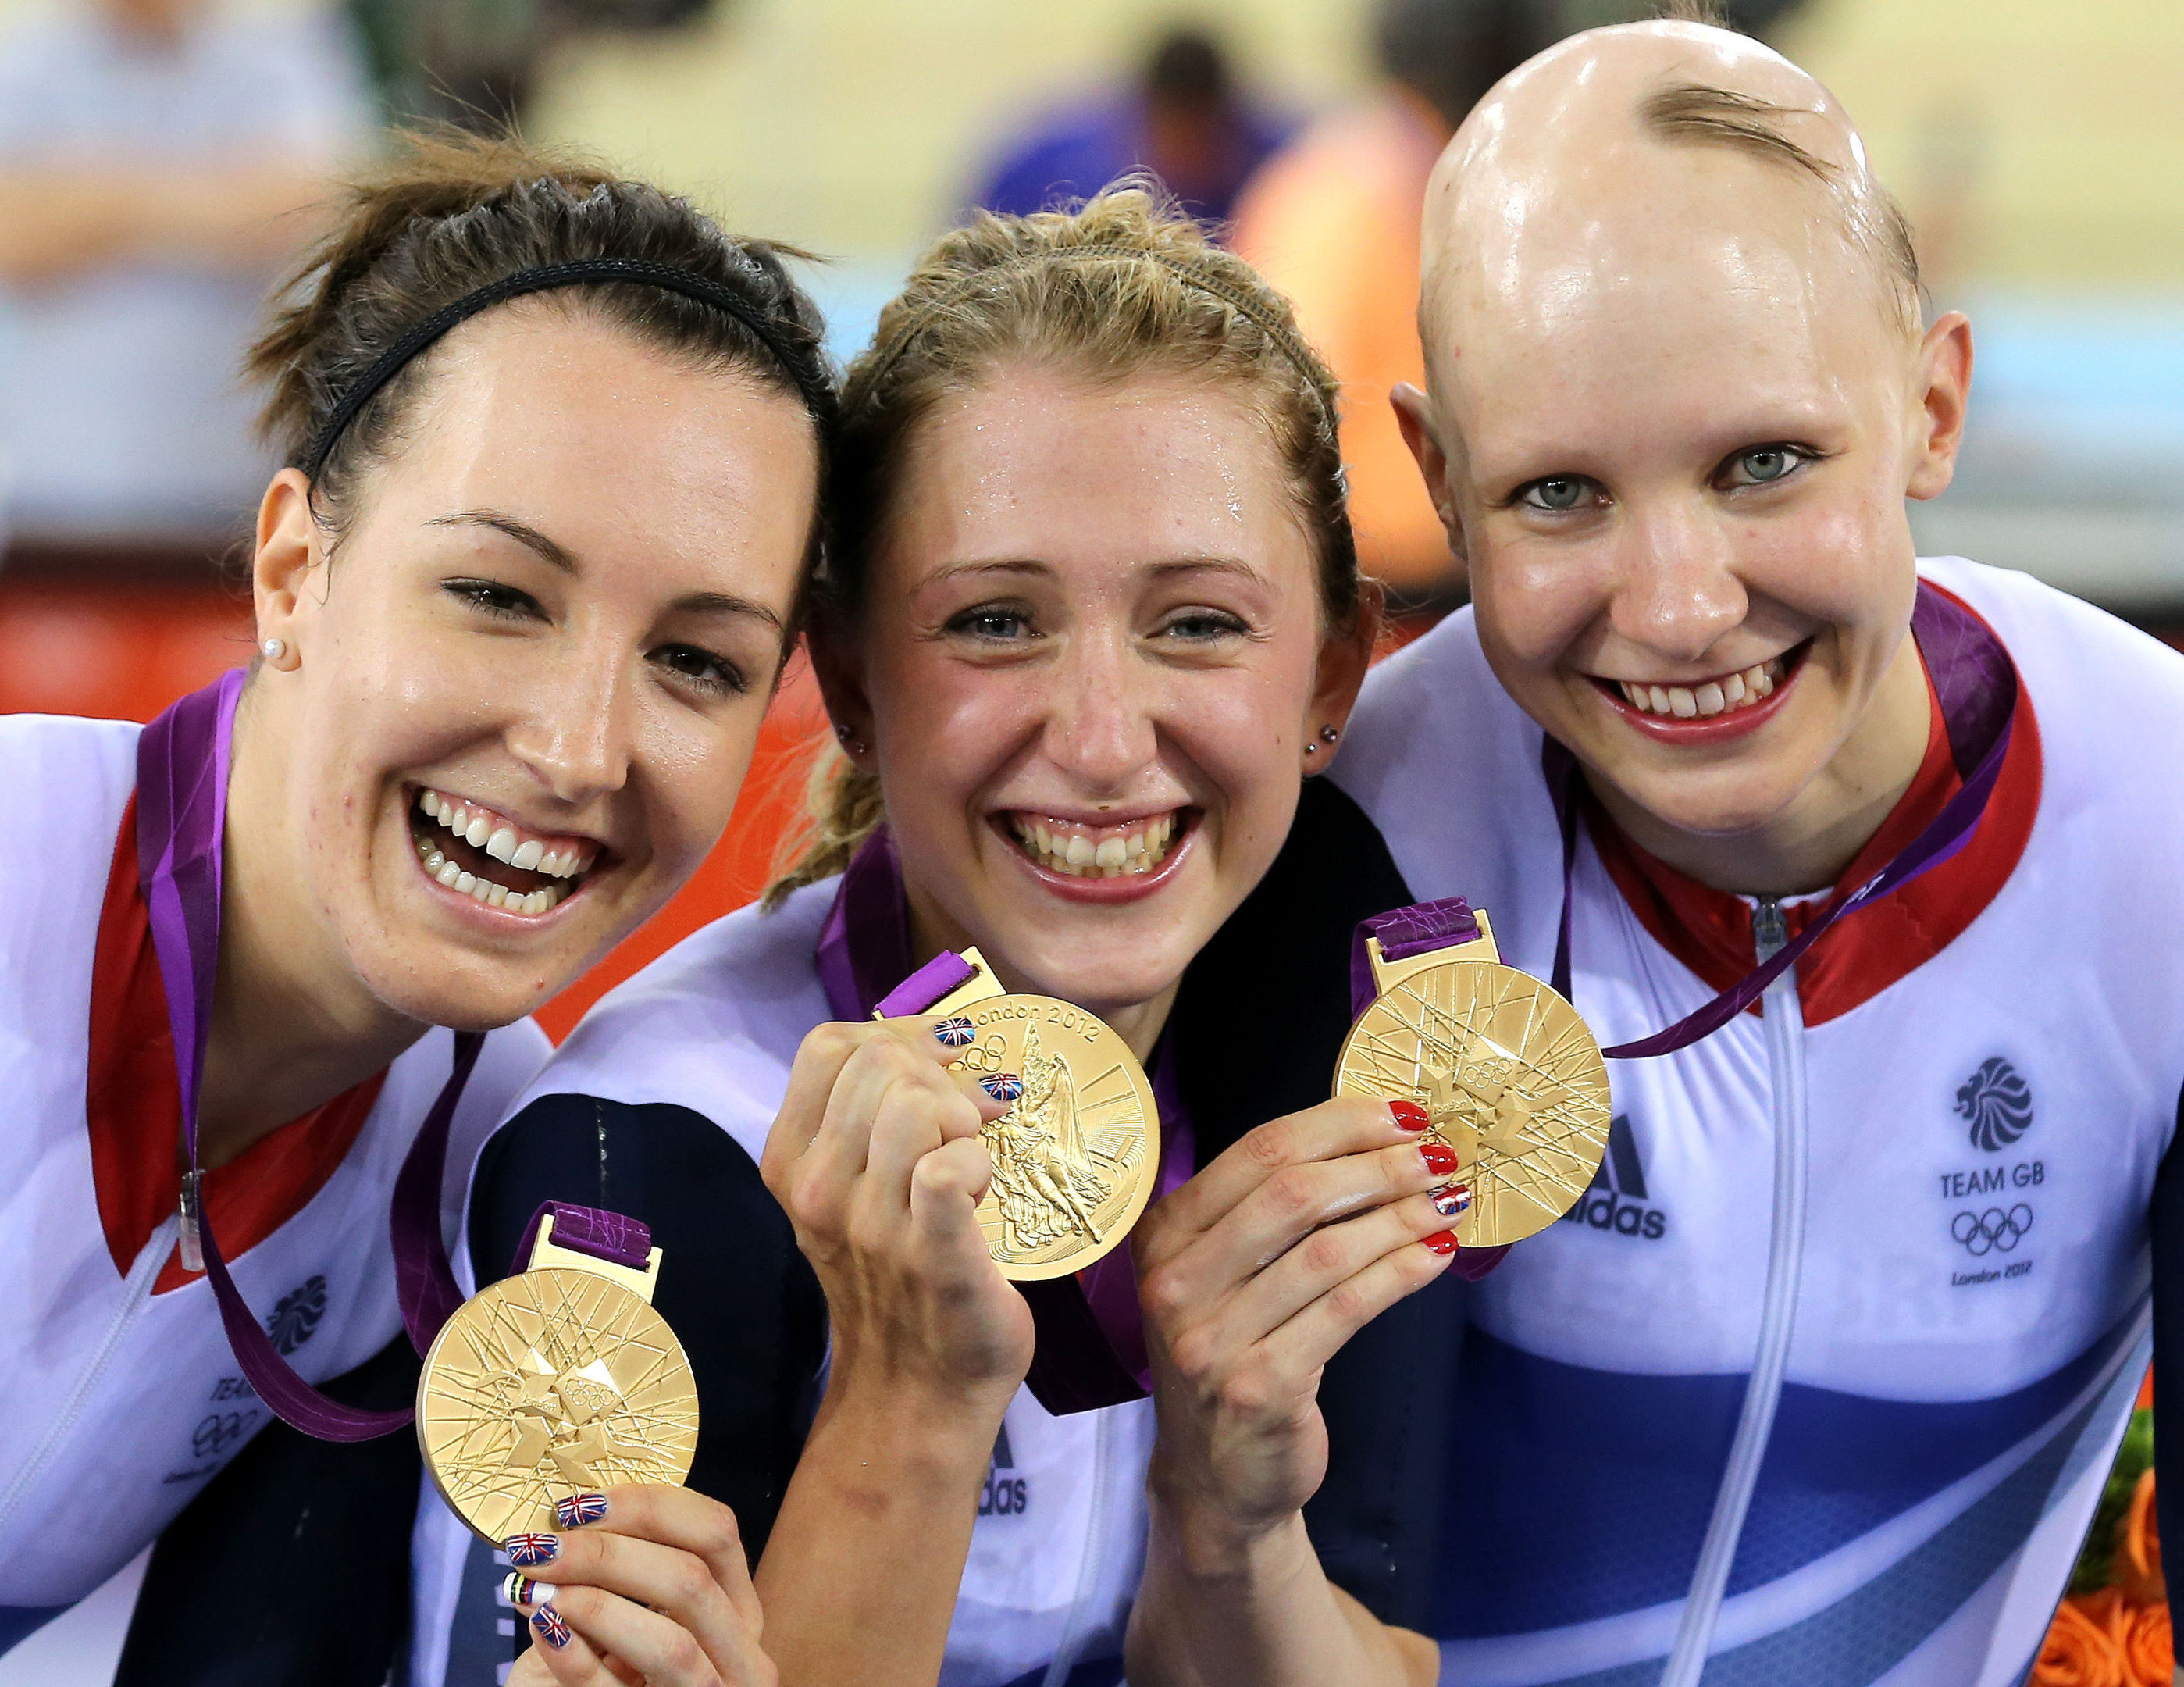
[301, 255, 832, 480]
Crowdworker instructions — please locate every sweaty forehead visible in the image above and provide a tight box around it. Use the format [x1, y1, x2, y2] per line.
[1421, 22, 1905, 387]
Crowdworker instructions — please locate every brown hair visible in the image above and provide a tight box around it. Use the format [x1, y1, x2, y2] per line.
[248, 128, 835, 544]
[764, 184, 1358, 906]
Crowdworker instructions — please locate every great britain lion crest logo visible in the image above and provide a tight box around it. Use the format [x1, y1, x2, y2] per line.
[1955, 1057, 2033, 1153]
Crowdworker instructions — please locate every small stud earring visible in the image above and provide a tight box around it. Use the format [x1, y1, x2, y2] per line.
[261, 638, 286, 662]
[1319, 725, 1341, 744]
[834, 722, 868, 758]
[1303, 741, 1319, 757]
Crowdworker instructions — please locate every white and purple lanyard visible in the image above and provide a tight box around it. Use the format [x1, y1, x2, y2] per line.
[140, 669, 644, 1440]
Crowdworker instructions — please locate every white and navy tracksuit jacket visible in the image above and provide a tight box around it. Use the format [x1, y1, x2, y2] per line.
[406, 880, 1151, 1687]
[1330, 558, 2184, 1686]
[0, 712, 548, 1652]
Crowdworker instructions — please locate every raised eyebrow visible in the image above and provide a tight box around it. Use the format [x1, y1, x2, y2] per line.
[426, 511, 578, 573]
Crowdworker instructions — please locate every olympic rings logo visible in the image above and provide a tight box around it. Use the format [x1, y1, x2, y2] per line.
[949, 1033, 1010, 1076]
[1951, 1204, 2033, 1256]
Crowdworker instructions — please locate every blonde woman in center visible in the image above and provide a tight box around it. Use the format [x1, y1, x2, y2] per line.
[409, 187, 1475, 1686]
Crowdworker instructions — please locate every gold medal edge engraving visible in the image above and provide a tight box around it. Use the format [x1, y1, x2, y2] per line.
[945, 988, 1160, 1284]
[417, 1265, 701, 1544]
[1334, 954, 1612, 1250]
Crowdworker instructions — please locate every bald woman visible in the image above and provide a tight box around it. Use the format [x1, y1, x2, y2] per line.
[1128, 16, 2184, 1687]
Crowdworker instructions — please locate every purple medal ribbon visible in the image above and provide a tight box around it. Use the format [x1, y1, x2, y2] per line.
[511, 1201, 655, 1276]
[137, 670, 479, 1441]
[1348, 896, 1483, 1021]
[1542, 580, 2018, 1056]
[815, 827, 1194, 1415]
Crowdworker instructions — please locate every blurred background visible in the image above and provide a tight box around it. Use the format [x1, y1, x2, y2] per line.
[1, 0, 2180, 1039]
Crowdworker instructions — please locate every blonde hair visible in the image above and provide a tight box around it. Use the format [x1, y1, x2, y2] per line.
[1639, 80, 1922, 331]
[764, 184, 1357, 908]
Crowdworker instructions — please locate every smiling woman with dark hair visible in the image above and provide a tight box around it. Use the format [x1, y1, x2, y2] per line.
[0, 129, 832, 1684]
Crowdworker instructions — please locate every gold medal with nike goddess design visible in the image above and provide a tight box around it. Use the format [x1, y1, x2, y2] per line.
[1335, 907, 1612, 1247]
[883, 948, 1159, 1282]
[417, 1208, 699, 1542]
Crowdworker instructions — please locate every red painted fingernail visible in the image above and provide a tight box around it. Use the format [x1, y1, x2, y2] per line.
[1390, 1100, 1430, 1132]
[1431, 1184, 1471, 1218]
[1420, 1141, 1459, 1176]
[1423, 1230, 1459, 1256]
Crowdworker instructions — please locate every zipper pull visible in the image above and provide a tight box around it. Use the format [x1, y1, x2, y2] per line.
[1752, 897, 1788, 964]
[178, 1170, 204, 1274]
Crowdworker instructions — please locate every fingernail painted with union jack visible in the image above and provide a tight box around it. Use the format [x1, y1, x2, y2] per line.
[503, 1533, 558, 1567]
[554, 1492, 609, 1528]
[502, 1573, 558, 1608]
[980, 1072, 1023, 1103]
[532, 1606, 573, 1649]
[934, 1016, 977, 1048]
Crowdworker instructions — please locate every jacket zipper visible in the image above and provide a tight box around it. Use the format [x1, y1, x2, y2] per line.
[1659, 898, 1810, 1687]
[0, 1215, 174, 1536]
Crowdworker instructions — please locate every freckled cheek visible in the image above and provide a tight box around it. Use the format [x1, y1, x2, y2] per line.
[877, 662, 1038, 808]
[1165, 672, 1307, 838]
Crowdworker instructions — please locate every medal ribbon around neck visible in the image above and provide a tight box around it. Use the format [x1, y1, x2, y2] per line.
[1543, 580, 2018, 1056]
[138, 669, 479, 1441]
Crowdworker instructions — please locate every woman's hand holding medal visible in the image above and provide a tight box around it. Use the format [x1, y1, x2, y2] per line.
[761, 1018, 1032, 1406]
[752, 1018, 1037, 1683]
[502, 1485, 775, 1686]
[1134, 1095, 1463, 1552]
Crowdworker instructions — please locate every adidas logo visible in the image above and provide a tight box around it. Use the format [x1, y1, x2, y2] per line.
[979, 1421, 1028, 1518]
[1561, 1115, 1668, 1241]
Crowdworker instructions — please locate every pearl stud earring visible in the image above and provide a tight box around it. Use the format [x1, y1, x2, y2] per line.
[261, 638, 286, 662]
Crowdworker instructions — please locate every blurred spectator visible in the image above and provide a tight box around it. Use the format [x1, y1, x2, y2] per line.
[0, 0, 373, 547]
[974, 25, 1292, 230]
[1231, 0, 1554, 602]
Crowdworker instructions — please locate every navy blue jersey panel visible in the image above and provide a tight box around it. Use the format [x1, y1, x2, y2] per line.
[113, 1332, 422, 1685]
[1430, 1311, 2145, 1639]
[1729, 1308, 2142, 1594]
[1430, 1322, 1736, 1635]
[468, 1095, 827, 1560]
[1170, 775, 1448, 1626]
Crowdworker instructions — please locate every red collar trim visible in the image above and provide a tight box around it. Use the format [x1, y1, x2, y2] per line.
[87, 796, 387, 1293]
[1585, 598, 2043, 1029]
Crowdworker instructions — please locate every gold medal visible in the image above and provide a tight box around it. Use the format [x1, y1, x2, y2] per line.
[882, 948, 1160, 1282]
[417, 1209, 699, 1542]
[1334, 908, 1611, 1247]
